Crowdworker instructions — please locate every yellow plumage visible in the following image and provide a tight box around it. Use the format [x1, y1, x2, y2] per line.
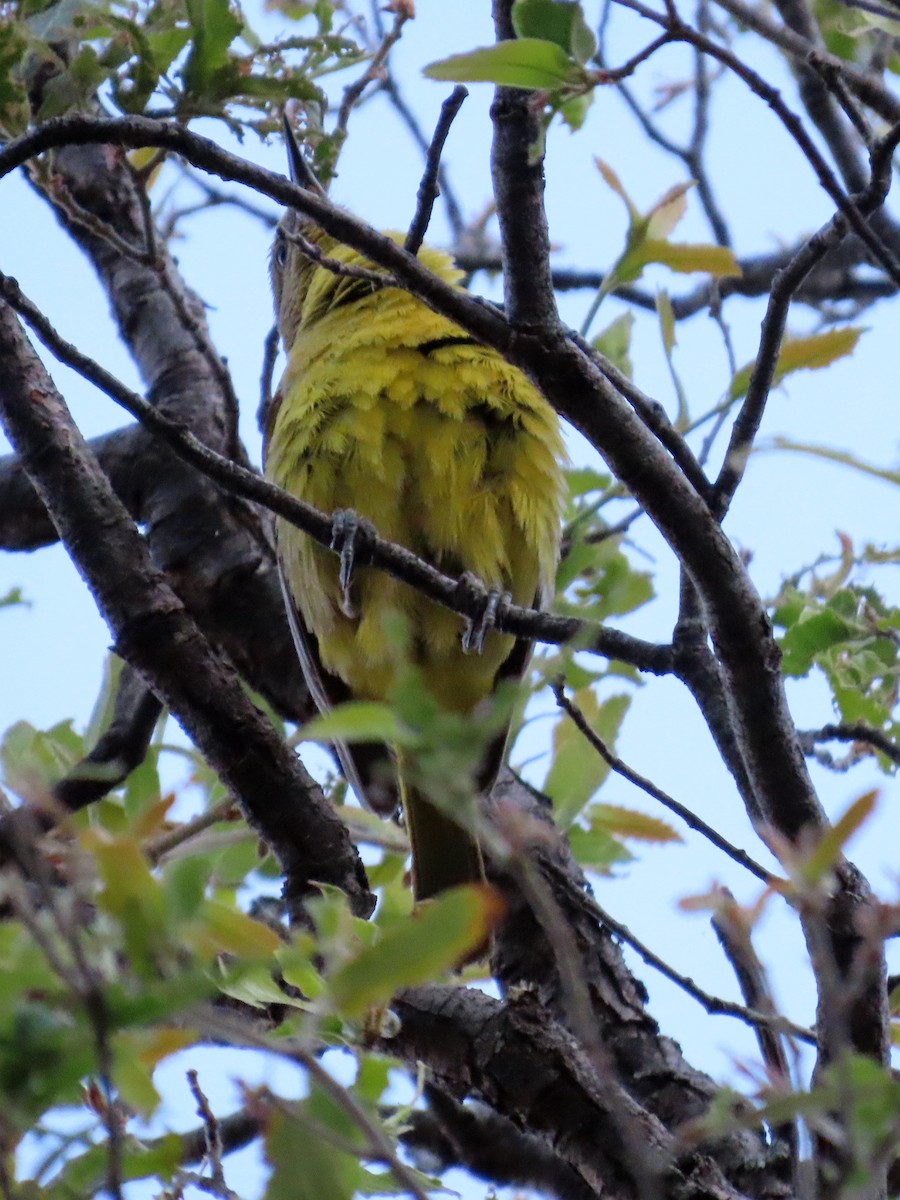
[265, 218, 566, 900]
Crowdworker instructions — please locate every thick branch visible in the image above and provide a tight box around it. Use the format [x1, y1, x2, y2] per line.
[490, 2, 558, 328]
[376, 983, 775, 1200]
[0, 304, 374, 919]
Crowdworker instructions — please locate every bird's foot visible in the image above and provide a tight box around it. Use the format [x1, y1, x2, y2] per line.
[457, 572, 510, 655]
[331, 509, 376, 618]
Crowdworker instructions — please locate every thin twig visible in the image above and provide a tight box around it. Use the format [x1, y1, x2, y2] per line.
[258, 323, 280, 435]
[569, 330, 715, 507]
[379, 72, 466, 238]
[707, 0, 900, 122]
[405, 86, 468, 255]
[714, 116, 900, 512]
[334, 6, 411, 140]
[48, 168, 243, 456]
[562, 875, 817, 1044]
[187, 1069, 231, 1193]
[798, 723, 900, 766]
[197, 1008, 432, 1200]
[711, 890, 800, 1175]
[552, 680, 773, 883]
[145, 797, 239, 864]
[284, 226, 395, 288]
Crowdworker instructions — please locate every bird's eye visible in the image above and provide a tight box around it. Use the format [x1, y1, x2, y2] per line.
[274, 240, 289, 268]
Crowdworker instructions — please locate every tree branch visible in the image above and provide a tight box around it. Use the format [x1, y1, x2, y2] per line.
[0, 303, 374, 919]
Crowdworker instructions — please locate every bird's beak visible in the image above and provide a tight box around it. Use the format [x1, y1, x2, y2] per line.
[282, 115, 326, 195]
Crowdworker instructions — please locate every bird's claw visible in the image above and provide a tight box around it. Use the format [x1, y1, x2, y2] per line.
[331, 509, 375, 618]
[458, 573, 510, 655]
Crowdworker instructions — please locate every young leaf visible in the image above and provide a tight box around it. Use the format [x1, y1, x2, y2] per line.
[567, 823, 632, 872]
[594, 156, 639, 217]
[423, 38, 577, 90]
[632, 240, 742, 277]
[512, 0, 598, 63]
[592, 311, 634, 377]
[657, 290, 677, 357]
[300, 701, 409, 745]
[645, 181, 692, 240]
[728, 326, 865, 401]
[801, 790, 877, 884]
[589, 803, 682, 843]
[545, 691, 630, 826]
[328, 885, 503, 1016]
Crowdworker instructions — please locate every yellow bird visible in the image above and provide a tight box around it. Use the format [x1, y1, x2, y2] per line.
[264, 140, 566, 900]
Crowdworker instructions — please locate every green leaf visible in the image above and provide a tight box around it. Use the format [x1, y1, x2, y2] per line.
[729, 326, 865, 401]
[556, 538, 654, 620]
[558, 87, 594, 130]
[802, 790, 877, 883]
[45, 1132, 182, 1198]
[589, 803, 682, 843]
[592, 311, 634, 377]
[328, 885, 501, 1016]
[0, 585, 29, 610]
[162, 854, 208, 924]
[181, 0, 243, 97]
[424, 38, 577, 90]
[1, 719, 82, 803]
[264, 1107, 364, 1200]
[545, 691, 630, 826]
[567, 823, 632, 872]
[632, 239, 742, 277]
[300, 701, 410, 745]
[645, 181, 692, 239]
[0, 22, 28, 135]
[185, 899, 282, 959]
[565, 465, 613, 498]
[779, 607, 856, 676]
[512, 0, 597, 63]
[219, 963, 299, 1008]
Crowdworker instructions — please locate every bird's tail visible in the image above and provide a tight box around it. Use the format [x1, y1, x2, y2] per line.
[402, 785, 484, 901]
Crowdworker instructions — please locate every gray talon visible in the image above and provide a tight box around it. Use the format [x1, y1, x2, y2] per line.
[460, 574, 510, 654]
[331, 509, 370, 618]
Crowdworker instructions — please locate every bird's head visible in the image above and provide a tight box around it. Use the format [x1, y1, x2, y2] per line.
[270, 117, 330, 353]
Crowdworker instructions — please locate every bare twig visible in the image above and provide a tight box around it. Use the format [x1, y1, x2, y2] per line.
[711, 890, 799, 1175]
[334, 5, 412, 140]
[187, 1069, 233, 1195]
[714, 117, 900, 512]
[566, 878, 816, 1045]
[197, 1008, 432, 1200]
[798, 722, 900, 767]
[282, 225, 394, 288]
[405, 86, 468, 255]
[145, 797, 239, 864]
[709, 0, 900, 123]
[552, 679, 773, 884]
